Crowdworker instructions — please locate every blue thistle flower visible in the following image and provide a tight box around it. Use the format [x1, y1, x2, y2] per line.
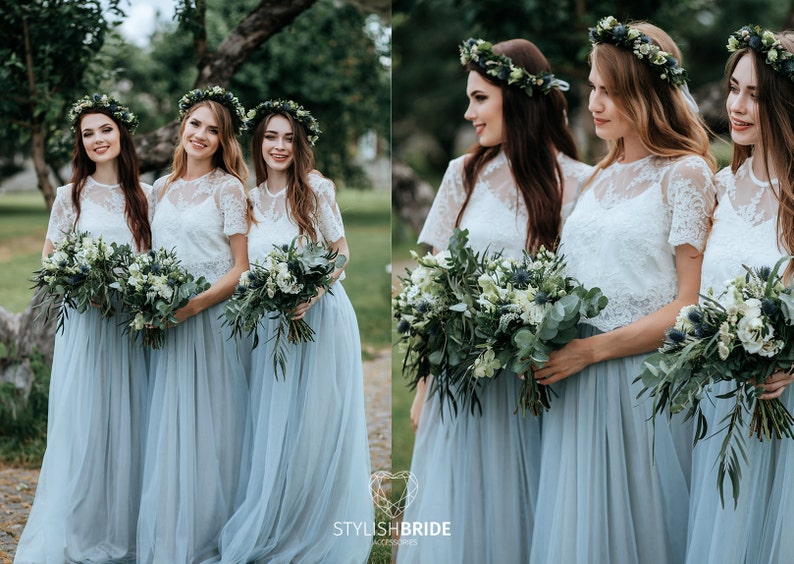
[612, 25, 627, 39]
[756, 266, 772, 281]
[416, 300, 430, 314]
[666, 328, 686, 344]
[749, 35, 763, 50]
[686, 307, 703, 325]
[397, 319, 411, 335]
[761, 298, 779, 316]
[512, 269, 530, 287]
[79, 264, 90, 274]
[534, 291, 550, 305]
[150, 263, 162, 275]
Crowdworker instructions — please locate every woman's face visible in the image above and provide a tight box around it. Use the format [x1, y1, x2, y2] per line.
[464, 71, 504, 147]
[261, 114, 295, 174]
[182, 104, 220, 161]
[587, 62, 636, 142]
[80, 113, 121, 165]
[727, 53, 761, 147]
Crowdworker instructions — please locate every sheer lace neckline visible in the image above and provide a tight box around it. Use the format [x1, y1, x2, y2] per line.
[264, 181, 286, 197]
[87, 176, 120, 189]
[747, 156, 779, 187]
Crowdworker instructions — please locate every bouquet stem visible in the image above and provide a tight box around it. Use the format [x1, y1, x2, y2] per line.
[518, 377, 553, 416]
[750, 397, 794, 440]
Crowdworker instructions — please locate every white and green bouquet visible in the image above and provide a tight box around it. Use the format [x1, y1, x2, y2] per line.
[223, 236, 346, 378]
[393, 229, 607, 416]
[472, 249, 608, 415]
[392, 229, 481, 415]
[112, 247, 209, 349]
[32, 231, 130, 331]
[637, 258, 794, 506]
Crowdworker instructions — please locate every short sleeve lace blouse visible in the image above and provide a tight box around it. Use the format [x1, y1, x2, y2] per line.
[151, 168, 248, 284]
[45, 176, 154, 248]
[418, 151, 592, 258]
[560, 155, 716, 332]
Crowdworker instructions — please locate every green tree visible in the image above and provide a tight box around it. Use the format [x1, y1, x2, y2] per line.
[0, 0, 124, 209]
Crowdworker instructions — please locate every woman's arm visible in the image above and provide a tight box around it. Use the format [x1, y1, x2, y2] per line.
[534, 243, 703, 384]
[174, 233, 249, 322]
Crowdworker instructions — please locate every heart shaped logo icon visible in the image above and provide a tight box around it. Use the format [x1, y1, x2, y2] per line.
[369, 470, 419, 519]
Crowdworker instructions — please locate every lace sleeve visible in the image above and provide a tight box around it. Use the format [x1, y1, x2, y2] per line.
[418, 156, 466, 250]
[45, 185, 76, 244]
[664, 156, 717, 251]
[310, 174, 345, 243]
[216, 176, 249, 236]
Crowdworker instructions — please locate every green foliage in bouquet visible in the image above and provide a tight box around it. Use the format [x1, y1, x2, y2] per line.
[392, 229, 482, 416]
[472, 248, 608, 415]
[32, 231, 130, 332]
[112, 247, 210, 349]
[224, 236, 346, 379]
[637, 257, 794, 506]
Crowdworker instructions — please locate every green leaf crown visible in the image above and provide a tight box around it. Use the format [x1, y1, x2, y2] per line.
[69, 93, 140, 133]
[245, 99, 322, 146]
[588, 16, 688, 88]
[459, 38, 570, 97]
[727, 25, 794, 84]
[178, 86, 247, 135]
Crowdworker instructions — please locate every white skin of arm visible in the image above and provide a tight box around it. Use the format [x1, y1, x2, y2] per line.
[174, 233, 249, 323]
[533, 244, 703, 383]
[291, 235, 350, 320]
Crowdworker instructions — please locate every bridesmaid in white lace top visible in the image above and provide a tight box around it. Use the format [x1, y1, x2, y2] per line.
[531, 18, 717, 564]
[397, 38, 591, 564]
[16, 94, 152, 563]
[136, 87, 251, 564]
[686, 26, 794, 564]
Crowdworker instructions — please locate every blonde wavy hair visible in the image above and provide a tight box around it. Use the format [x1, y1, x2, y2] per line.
[586, 21, 716, 180]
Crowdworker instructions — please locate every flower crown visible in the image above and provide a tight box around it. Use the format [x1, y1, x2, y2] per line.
[588, 16, 688, 87]
[177, 85, 247, 135]
[727, 25, 794, 84]
[68, 93, 140, 133]
[245, 99, 322, 146]
[459, 38, 570, 97]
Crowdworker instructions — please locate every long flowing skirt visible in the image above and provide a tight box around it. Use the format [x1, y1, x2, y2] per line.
[530, 324, 692, 564]
[217, 284, 373, 564]
[136, 302, 249, 564]
[686, 383, 793, 563]
[15, 306, 148, 564]
[395, 366, 541, 563]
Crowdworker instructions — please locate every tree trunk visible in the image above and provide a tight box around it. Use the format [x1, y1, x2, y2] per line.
[137, 0, 320, 172]
[392, 159, 435, 237]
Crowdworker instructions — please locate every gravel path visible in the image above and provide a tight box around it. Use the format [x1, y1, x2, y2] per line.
[0, 350, 392, 561]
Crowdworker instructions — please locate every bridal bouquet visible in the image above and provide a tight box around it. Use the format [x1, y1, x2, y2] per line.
[473, 248, 608, 415]
[33, 231, 130, 331]
[637, 258, 794, 506]
[223, 237, 346, 378]
[392, 229, 482, 414]
[112, 247, 209, 349]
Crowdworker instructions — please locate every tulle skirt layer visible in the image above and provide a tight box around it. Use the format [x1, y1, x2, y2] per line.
[15, 306, 148, 564]
[136, 302, 249, 564]
[686, 382, 794, 563]
[218, 284, 373, 564]
[530, 324, 692, 564]
[395, 364, 541, 563]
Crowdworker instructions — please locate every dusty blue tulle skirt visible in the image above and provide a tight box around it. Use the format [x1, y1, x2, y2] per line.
[217, 284, 373, 564]
[686, 382, 794, 563]
[15, 306, 148, 564]
[136, 302, 249, 564]
[395, 365, 541, 563]
[530, 324, 692, 564]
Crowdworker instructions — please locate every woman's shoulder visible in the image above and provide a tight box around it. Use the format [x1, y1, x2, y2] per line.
[557, 153, 593, 181]
[308, 171, 336, 195]
[667, 154, 714, 174]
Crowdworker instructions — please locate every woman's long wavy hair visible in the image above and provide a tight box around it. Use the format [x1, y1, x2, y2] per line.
[460, 38, 578, 253]
[164, 100, 249, 189]
[70, 109, 151, 251]
[586, 22, 716, 178]
[725, 32, 794, 279]
[251, 112, 320, 241]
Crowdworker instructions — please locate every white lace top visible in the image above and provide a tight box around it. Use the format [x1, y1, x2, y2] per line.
[247, 173, 347, 280]
[151, 168, 248, 284]
[560, 155, 716, 332]
[419, 151, 592, 258]
[46, 176, 154, 248]
[701, 156, 784, 294]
